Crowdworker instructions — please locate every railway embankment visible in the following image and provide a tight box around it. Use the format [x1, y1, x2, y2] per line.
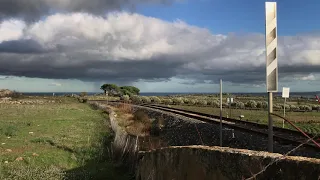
[100, 101, 319, 159]
[89, 101, 320, 179]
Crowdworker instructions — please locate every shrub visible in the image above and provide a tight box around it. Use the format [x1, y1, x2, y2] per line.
[311, 105, 320, 111]
[141, 96, 151, 103]
[79, 92, 87, 97]
[282, 104, 290, 110]
[198, 100, 207, 106]
[245, 100, 257, 108]
[236, 101, 245, 109]
[189, 99, 196, 105]
[162, 99, 172, 105]
[120, 95, 130, 102]
[150, 96, 161, 104]
[256, 101, 263, 108]
[262, 101, 268, 109]
[173, 97, 184, 105]
[132, 110, 150, 123]
[130, 95, 142, 104]
[299, 105, 312, 111]
[132, 110, 152, 134]
[289, 104, 299, 111]
[212, 100, 220, 108]
[273, 104, 282, 110]
[183, 98, 189, 104]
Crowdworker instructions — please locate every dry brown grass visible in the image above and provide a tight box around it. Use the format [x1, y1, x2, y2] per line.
[114, 104, 152, 137]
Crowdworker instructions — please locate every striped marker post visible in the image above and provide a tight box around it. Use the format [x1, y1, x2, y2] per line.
[265, 2, 278, 152]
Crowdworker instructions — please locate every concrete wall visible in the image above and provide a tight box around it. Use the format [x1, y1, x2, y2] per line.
[136, 146, 320, 180]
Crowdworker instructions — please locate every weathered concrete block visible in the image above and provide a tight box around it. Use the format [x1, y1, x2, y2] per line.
[137, 146, 320, 180]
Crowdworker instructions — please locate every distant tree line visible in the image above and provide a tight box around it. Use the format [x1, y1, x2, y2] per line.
[100, 84, 140, 97]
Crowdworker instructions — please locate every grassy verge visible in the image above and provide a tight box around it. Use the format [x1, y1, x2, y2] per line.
[0, 97, 133, 180]
[172, 105, 320, 135]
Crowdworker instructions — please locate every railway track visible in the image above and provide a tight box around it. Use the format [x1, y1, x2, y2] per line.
[89, 100, 320, 150]
[138, 103, 320, 150]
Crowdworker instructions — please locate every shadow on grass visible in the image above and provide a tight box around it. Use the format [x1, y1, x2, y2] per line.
[64, 132, 135, 180]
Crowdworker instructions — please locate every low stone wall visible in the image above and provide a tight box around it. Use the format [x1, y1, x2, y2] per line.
[136, 146, 320, 180]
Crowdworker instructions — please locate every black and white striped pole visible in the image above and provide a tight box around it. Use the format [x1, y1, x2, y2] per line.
[265, 2, 278, 153]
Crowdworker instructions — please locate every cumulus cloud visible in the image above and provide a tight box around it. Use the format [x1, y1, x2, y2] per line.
[0, 12, 319, 85]
[0, 0, 178, 22]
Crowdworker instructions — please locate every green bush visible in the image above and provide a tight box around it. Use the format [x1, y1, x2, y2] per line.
[150, 96, 161, 104]
[141, 96, 151, 103]
[163, 99, 172, 105]
[236, 101, 245, 109]
[121, 95, 130, 102]
[198, 100, 207, 106]
[130, 95, 142, 103]
[173, 97, 184, 105]
[183, 98, 189, 104]
[245, 100, 257, 108]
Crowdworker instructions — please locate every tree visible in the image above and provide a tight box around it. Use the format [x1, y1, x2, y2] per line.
[100, 84, 120, 96]
[120, 86, 140, 95]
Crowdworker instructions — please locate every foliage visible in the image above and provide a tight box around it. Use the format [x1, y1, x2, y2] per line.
[163, 99, 172, 105]
[130, 95, 142, 104]
[120, 95, 130, 102]
[141, 96, 151, 103]
[236, 101, 245, 109]
[245, 100, 257, 108]
[198, 100, 207, 106]
[120, 89, 132, 97]
[120, 86, 140, 95]
[189, 99, 196, 105]
[150, 96, 161, 103]
[172, 97, 184, 105]
[100, 84, 120, 95]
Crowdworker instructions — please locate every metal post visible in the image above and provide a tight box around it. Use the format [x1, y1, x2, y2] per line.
[220, 79, 223, 147]
[265, 2, 277, 153]
[283, 97, 286, 128]
[268, 92, 273, 152]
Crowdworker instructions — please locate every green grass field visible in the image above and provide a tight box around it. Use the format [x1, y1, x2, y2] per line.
[0, 97, 132, 180]
[172, 105, 320, 135]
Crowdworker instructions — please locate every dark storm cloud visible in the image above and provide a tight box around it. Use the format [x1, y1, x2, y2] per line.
[0, 53, 184, 83]
[0, 12, 319, 85]
[0, 39, 50, 54]
[0, 0, 178, 22]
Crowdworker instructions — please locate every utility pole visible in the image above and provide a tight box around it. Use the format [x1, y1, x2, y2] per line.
[265, 2, 278, 153]
[220, 79, 223, 147]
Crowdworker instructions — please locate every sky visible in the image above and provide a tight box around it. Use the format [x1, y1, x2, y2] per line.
[0, 0, 320, 93]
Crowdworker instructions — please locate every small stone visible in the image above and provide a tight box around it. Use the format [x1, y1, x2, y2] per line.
[29, 132, 34, 134]
[7, 137, 11, 139]
[1, 143, 5, 145]
[5, 149, 12, 152]
[15, 157, 23, 161]
[4, 161, 8, 163]
[32, 153, 39, 157]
